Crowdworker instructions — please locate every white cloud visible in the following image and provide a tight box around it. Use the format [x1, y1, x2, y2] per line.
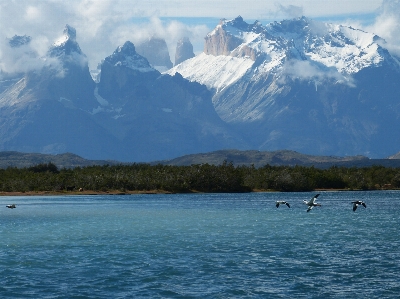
[365, 0, 400, 56]
[280, 60, 355, 87]
[275, 4, 304, 19]
[25, 6, 41, 20]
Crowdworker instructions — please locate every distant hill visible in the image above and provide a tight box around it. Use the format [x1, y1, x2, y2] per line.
[0, 151, 117, 169]
[159, 149, 400, 169]
[2, 150, 400, 169]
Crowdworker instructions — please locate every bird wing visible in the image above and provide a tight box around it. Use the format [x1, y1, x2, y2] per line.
[309, 194, 320, 204]
[353, 203, 358, 212]
[276, 202, 280, 208]
[286, 202, 290, 208]
[362, 202, 366, 208]
[307, 206, 313, 212]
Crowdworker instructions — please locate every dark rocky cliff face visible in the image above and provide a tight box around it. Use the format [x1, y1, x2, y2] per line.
[0, 70, 122, 159]
[96, 51, 248, 161]
[0, 27, 249, 162]
[97, 41, 159, 106]
[44, 24, 98, 111]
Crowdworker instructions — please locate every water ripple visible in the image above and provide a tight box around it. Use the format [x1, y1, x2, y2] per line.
[1, 191, 400, 298]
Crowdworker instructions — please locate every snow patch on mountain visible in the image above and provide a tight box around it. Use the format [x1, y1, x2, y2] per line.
[53, 33, 70, 48]
[53, 25, 77, 48]
[46, 24, 90, 74]
[49, 25, 81, 55]
[115, 56, 155, 72]
[94, 86, 108, 106]
[0, 77, 27, 108]
[264, 18, 390, 76]
[103, 41, 156, 73]
[166, 53, 254, 92]
[303, 24, 385, 74]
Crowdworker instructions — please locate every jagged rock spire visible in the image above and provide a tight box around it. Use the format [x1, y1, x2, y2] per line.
[63, 25, 76, 41]
[48, 24, 84, 60]
[102, 41, 156, 72]
[136, 36, 173, 71]
[174, 37, 195, 66]
[8, 35, 32, 48]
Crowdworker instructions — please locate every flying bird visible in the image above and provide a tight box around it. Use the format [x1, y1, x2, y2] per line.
[6, 204, 16, 209]
[276, 201, 290, 208]
[303, 194, 321, 212]
[352, 200, 366, 212]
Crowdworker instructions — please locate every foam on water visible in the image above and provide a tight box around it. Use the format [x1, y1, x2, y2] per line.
[1, 191, 400, 298]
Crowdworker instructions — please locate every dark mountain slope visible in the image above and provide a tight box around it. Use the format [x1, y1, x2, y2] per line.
[95, 43, 248, 161]
[0, 151, 116, 169]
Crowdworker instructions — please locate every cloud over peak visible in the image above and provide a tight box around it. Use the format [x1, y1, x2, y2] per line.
[1, 0, 397, 75]
[366, 0, 400, 56]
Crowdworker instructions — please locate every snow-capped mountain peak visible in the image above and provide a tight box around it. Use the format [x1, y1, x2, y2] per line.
[166, 16, 400, 159]
[169, 16, 398, 92]
[48, 24, 84, 61]
[54, 24, 77, 47]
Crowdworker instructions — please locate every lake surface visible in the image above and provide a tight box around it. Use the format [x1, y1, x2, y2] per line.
[1, 191, 400, 298]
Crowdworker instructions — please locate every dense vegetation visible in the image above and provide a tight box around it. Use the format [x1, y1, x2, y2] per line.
[1, 162, 400, 193]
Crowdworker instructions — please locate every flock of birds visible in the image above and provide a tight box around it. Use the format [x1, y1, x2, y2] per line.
[276, 194, 367, 212]
[5, 194, 368, 212]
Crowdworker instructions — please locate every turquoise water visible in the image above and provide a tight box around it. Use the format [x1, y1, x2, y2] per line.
[1, 191, 400, 298]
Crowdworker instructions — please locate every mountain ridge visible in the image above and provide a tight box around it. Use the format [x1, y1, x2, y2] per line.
[0, 151, 118, 169]
[167, 16, 400, 158]
[0, 24, 246, 162]
[157, 149, 400, 168]
[1, 17, 400, 161]
[2, 149, 400, 170]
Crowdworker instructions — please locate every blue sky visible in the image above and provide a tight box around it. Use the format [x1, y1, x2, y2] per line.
[0, 0, 398, 71]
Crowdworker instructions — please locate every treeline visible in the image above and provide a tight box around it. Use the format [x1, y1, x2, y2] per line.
[1, 162, 400, 193]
